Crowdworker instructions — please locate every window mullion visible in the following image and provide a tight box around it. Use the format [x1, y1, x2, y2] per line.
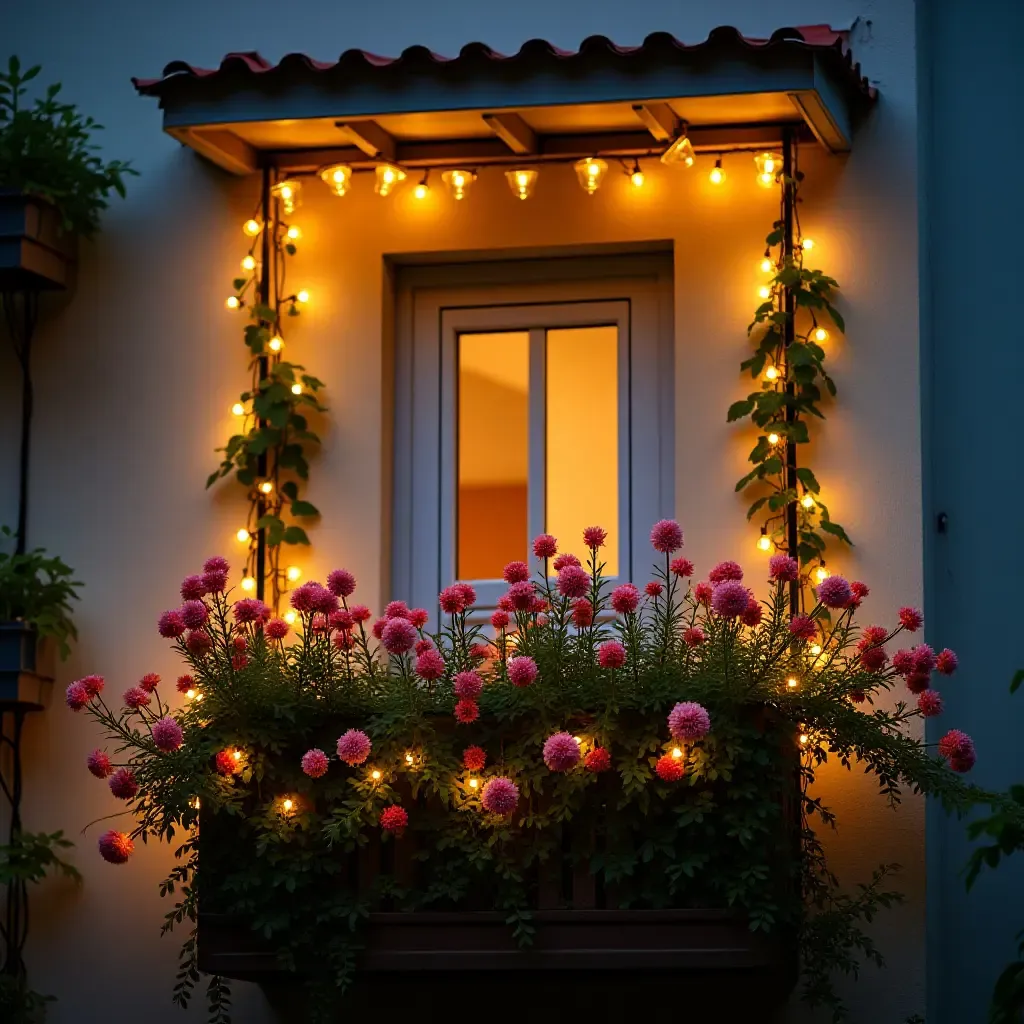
[527, 327, 547, 556]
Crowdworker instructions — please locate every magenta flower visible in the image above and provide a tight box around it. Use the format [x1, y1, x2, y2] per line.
[180, 600, 209, 630]
[938, 729, 976, 772]
[859, 625, 888, 648]
[109, 768, 139, 801]
[385, 600, 410, 620]
[453, 670, 483, 699]
[645, 581, 664, 598]
[936, 649, 958, 675]
[849, 581, 870, 606]
[668, 701, 711, 741]
[533, 534, 558, 559]
[123, 686, 151, 710]
[331, 609, 355, 631]
[336, 729, 372, 765]
[505, 581, 537, 611]
[439, 585, 467, 614]
[380, 805, 409, 833]
[503, 561, 530, 584]
[381, 618, 418, 654]
[557, 564, 591, 599]
[571, 598, 594, 628]
[741, 598, 763, 627]
[598, 640, 626, 669]
[350, 605, 372, 623]
[507, 655, 539, 688]
[265, 618, 289, 640]
[408, 608, 429, 628]
[491, 609, 510, 629]
[327, 568, 356, 597]
[552, 553, 581, 572]
[98, 830, 134, 864]
[859, 646, 888, 672]
[152, 716, 184, 753]
[610, 584, 641, 615]
[917, 691, 944, 718]
[481, 777, 519, 815]
[543, 732, 581, 772]
[683, 626, 705, 648]
[650, 519, 683, 553]
[583, 525, 607, 549]
[301, 748, 330, 778]
[670, 557, 695, 578]
[180, 575, 206, 601]
[87, 750, 113, 779]
[80, 674, 104, 697]
[912, 644, 937, 674]
[158, 611, 186, 638]
[711, 581, 750, 618]
[202, 569, 228, 594]
[708, 561, 744, 583]
[788, 616, 818, 642]
[768, 554, 799, 583]
[892, 649, 914, 677]
[203, 556, 230, 575]
[899, 607, 924, 632]
[415, 649, 446, 681]
[816, 575, 853, 609]
[455, 582, 477, 607]
[233, 598, 270, 624]
[186, 630, 212, 655]
[414, 638, 434, 656]
[291, 582, 337, 614]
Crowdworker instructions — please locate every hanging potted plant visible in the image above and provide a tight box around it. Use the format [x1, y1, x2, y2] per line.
[0, 526, 81, 705]
[0, 55, 136, 289]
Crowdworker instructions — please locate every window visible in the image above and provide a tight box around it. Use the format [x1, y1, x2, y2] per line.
[394, 257, 673, 618]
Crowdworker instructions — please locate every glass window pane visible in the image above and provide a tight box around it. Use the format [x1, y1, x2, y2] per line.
[458, 332, 530, 579]
[546, 326, 619, 575]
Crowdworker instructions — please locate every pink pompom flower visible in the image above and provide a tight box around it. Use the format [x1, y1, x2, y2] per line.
[899, 607, 923, 632]
[453, 671, 483, 699]
[233, 598, 270, 624]
[176, 674, 194, 694]
[917, 691, 944, 718]
[693, 581, 713, 605]
[203, 556, 230, 575]
[507, 655, 539, 688]
[454, 698, 479, 723]
[414, 638, 434, 656]
[158, 610, 186, 638]
[123, 687, 151, 710]
[789, 616, 818, 642]
[415, 649, 446, 681]
[180, 600, 209, 630]
[381, 617, 418, 655]
[936, 649, 958, 675]
[906, 673, 931, 695]
[552, 553, 581, 572]
[505, 581, 537, 611]
[138, 673, 160, 693]
[385, 600, 410, 620]
[87, 750, 113, 779]
[98, 830, 134, 864]
[709, 561, 744, 583]
[109, 768, 139, 801]
[912, 644, 937, 675]
[598, 640, 626, 669]
[849, 581, 870, 607]
[645, 581, 664, 598]
[455, 582, 477, 607]
[202, 569, 228, 594]
[544, 732, 581, 772]
[491, 609, 510, 630]
[481, 777, 519, 815]
[438, 585, 466, 614]
[80, 675, 104, 697]
[860, 646, 889, 672]
[533, 534, 558, 559]
[768, 555, 799, 583]
[380, 805, 409, 834]
[301, 748, 330, 778]
[670, 557, 695, 578]
[683, 626, 705, 648]
[327, 569, 356, 597]
[584, 525, 607, 549]
[350, 605, 372, 623]
[741, 598, 763, 628]
[409, 608, 429, 628]
[650, 519, 684, 553]
[571, 598, 594, 628]
[815, 575, 853, 609]
[503, 561, 530, 584]
[557, 564, 591, 599]
[938, 729, 976, 772]
[215, 750, 240, 775]
[892, 649, 915, 677]
[265, 618, 289, 640]
[152, 716, 183, 753]
[180, 575, 206, 601]
[611, 584, 641, 615]
[186, 630, 212, 655]
[859, 625, 888, 648]
[336, 729, 372, 765]
[668, 702, 711, 741]
[712, 581, 750, 618]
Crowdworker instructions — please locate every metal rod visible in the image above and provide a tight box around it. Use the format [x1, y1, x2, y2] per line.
[782, 127, 800, 613]
[255, 166, 272, 602]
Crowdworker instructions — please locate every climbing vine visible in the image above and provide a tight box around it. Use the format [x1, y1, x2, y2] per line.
[208, 190, 326, 612]
[728, 166, 851, 585]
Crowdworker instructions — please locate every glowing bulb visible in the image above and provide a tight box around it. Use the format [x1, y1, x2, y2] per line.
[185, 689, 196, 700]
[241, 255, 257, 272]
[284, 610, 297, 625]
[319, 163, 352, 197]
[192, 797, 201, 810]
[765, 366, 780, 381]
[232, 750, 242, 761]
[231, 402, 245, 416]
[286, 226, 301, 242]
[505, 168, 538, 200]
[405, 752, 414, 765]
[709, 158, 725, 185]
[768, 432, 781, 446]
[573, 736, 583, 745]
[631, 169, 645, 188]
[371, 770, 382, 781]
[759, 172, 774, 187]
[375, 164, 407, 196]
[442, 169, 475, 200]
[758, 531, 772, 552]
[810, 644, 822, 657]
[814, 565, 830, 584]
[760, 257, 774, 274]
[754, 152, 781, 189]
[282, 798, 294, 812]
[259, 480, 273, 495]
[469, 778, 479, 789]
[291, 383, 302, 395]
[272, 180, 302, 215]
[799, 734, 809, 746]
[801, 494, 816, 510]
[225, 296, 240, 310]
[413, 181, 429, 200]
[243, 219, 261, 237]
[236, 528, 250, 543]
[268, 336, 283, 353]
[813, 327, 829, 343]
[671, 747, 683, 760]
[661, 133, 695, 168]
[296, 290, 309, 304]
[758, 285, 772, 300]
[802, 238, 815, 251]
[787, 678, 799, 689]
[286, 565, 301, 582]
[241, 576, 256, 592]
[194, 693, 204, 702]
[574, 157, 608, 195]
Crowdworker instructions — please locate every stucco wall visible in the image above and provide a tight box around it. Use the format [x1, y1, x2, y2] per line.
[4, 2, 921, 1020]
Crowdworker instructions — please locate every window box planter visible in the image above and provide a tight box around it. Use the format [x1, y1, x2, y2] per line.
[0, 621, 53, 708]
[0, 190, 77, 291]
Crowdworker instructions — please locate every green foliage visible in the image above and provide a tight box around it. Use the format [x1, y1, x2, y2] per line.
[0, 976, 51, 1024]
[730, 174, 852, 574]
[0, 527, 81, 658]
[0, 830, 79, 887]
[0, 56, 136, 235]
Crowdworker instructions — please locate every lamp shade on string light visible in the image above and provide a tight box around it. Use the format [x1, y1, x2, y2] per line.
[413, 174, 430, 200]
[574, 157, 608, 195]
[757, 527, 772, 552]
[243, 219, 261, 237]
[442, 169, 476, 200]
[506, 168, 538, 200]
[320, 164, 352, 197]
[271, 179, 301, 214]
[661, 132, 695, 168]
[709, 158, 725, 185]
[754, 152, 781, 188]
[628, 160, 645, 188]
[375, 164, 406, 196]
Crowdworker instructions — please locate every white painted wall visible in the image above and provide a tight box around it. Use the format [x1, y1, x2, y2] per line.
[4, 1, 920, 1020]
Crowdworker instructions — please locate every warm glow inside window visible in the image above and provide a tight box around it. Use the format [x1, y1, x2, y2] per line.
[457, 332, 529, 579]
[546, 327, 618, 575]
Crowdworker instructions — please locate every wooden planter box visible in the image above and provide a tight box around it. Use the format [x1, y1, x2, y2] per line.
[0, 622, 53, 708]
[0, 191, 77, 291]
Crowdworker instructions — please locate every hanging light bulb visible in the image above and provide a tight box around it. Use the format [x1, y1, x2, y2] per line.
[758, 285, 772, 300]
[802, 238, 815, 252]
[760, 253, 774, 273]
[468, 778, 479, 789]
[813, 327, 829, 343]
[291, 382, 303, 395]
[661, 131, 695, 168]
[709, 157, 725, 185]
[801, 493, 816, 510]
[370, 769, 382, 781]
[243, 219, 262, 237]
[574, 157, 608, 195]
[765, 366, 780, 382]
[268, 336, 284, 353]
[754, 152, 781, 188]
[787, 677, 799, 689]
[413, 172, 430, 200]
[810, 643, 823, 657]
[272, 179, 302, 215]
[505, 168, 538, 200]
[799, 733, 809, 746]
[283, 610, 297, 625]
[375, 164, 407, 196]
[628, 160, 645, 188]
[768, 432, 781, 446]
[671, 747, 683, 759]
[231, 402, 245, 417]
[282, 797, 294, 812]
[241, 576, 256, 592]
[814, 563, 830, 585]
[286, 565, 302, 582]
[442, 169, 476, 200]
[258, 480, 274, 495]
[241, 255, 257, 272]
[296, 289, 310, 304]
[757, 527, 772, 552]
[225, 296, 241, 310]
[286, 225, 301, 242]
[236, 528, 250, 543]
[319, 164, 352, 197]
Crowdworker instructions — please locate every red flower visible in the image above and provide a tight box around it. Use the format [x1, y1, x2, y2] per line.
[683, 626, 705, 648]
[98, 830, 134, 865]
[610, 584, 641, 615]
[670, 557, 694, 578]
[788, 616, 818, 642]
[645, 581, 664, 598]
[463, 745, 487, 771]
[859, 646, 888, 672]
[176, 674, 195, 694]
[503, 560, 530, 584]
[655, 754, 685, 782]
[109, 768, 139, 801]
[936, 649, 958, 675]
[380, 805, 409, 833]
[584, 747, 612, 773]
[215, 750, 240, 775]
[598, 640, 626, 669]
[571, 598, 594, 628]
[87, 750, 113, 779]
[454, 699, 479, 724]
[533, 534, 558, 559]
[899, 607, 923, 632]
[906, 673, 931, 695]
[584, 525, 607, 549]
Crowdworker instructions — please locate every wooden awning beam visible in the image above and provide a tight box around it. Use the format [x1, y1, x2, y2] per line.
[481, 112, 538, 155]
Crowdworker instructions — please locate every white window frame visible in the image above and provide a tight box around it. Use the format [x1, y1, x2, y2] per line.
[393, 256, 673, 620]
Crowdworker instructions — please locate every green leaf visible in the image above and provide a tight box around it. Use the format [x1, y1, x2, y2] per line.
[290, 500, 319, 518]
[820, 520, 854, 545]
[283, 526, 310, 545]
[746, 496, 769, 520]
[795, 467, 820, 493]
[826, 303, 846, 333]
[727, 399, 755, 422]
[252, 303, 278, 323]
[280, 481, 299, 500]
[1011, 670, 1024, 695]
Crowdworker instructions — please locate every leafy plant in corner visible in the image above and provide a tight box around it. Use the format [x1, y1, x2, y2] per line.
[0, 526, 81, 659]
[0, 56, 136, 235]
